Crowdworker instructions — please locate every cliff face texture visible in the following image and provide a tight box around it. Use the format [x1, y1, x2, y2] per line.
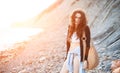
[36, 0, 120, 49]
[0, 0, 120, 73]
[8, 0, 120, 52]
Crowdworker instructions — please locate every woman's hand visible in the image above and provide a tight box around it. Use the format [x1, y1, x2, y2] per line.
[83, 60, 88, 69]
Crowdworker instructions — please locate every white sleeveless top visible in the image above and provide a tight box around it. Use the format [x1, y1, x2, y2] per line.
[71, 32, 79, 43]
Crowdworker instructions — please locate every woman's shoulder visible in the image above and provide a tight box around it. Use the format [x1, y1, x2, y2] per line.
[85, 25, 89, 29]
[84, 25, 90, 35]
[85, 25, 90, 31]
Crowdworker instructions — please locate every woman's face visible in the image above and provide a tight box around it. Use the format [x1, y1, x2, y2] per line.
[75, 13, 81, 28]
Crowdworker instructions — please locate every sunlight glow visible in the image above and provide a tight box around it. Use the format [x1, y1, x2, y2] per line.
[0, 0, 56, 28]
[0, 0, 56, 51]
[0, 28, 44, 51]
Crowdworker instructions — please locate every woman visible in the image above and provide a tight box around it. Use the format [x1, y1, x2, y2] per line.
[60, 10, 91, 73]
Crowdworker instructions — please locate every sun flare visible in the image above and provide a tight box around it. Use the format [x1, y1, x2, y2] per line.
[0, 0, 56, 28]
[0, 0, 56, 51]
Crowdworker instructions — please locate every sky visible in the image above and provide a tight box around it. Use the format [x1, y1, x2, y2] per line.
[0, 0, 56, 28]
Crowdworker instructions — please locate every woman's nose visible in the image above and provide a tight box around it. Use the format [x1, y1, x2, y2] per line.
[75, 18, 80, 23]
